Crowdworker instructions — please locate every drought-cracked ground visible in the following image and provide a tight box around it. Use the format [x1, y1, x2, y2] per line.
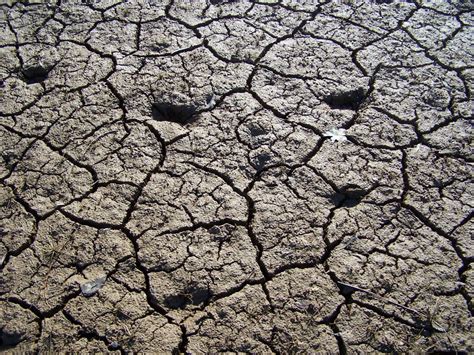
[0, 0, 473, 353]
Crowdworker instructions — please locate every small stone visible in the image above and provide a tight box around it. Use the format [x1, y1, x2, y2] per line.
[204, 94, 216, 109]
[80, 276, 107, 297]
[109, 341, 120, 350]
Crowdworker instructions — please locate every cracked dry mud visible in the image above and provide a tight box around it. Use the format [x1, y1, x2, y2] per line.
[0, 0, 473, 353]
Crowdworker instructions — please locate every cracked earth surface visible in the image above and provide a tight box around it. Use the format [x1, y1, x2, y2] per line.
[0, 0, 473, 353]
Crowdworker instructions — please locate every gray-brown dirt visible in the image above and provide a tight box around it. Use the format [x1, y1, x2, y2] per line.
[0, 0, 473, 353]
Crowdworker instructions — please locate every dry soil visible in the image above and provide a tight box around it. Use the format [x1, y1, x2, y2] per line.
[0, 0, 473, 353]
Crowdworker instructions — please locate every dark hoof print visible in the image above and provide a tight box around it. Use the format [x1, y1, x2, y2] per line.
[0, 329, 24, 348]
[21, 64, 51, 84]
[250, 125, 266, 137]
[151, 102, 196, 125]
[329, 184, 369, 208]
[164, 286, 212, 309]
[210, 0, 239, 4]
[323, 88, 366, 110]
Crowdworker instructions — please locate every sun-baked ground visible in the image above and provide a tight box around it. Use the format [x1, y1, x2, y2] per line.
[1, 0, 473, 353]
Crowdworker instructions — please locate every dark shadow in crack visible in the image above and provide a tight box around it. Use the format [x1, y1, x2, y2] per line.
[151, 102, 197, 125]
[323, 87, 366, 110]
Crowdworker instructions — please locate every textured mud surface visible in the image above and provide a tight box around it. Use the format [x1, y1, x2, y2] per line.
[1, 0, 473, 353]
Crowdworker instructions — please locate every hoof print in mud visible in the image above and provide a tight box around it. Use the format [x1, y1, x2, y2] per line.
[151, 102, 197, 125]
[330, 184, 372, 208]
[20, 64, 52, 84]
[323, 88, 366, 110]
[164, 285, 212, 310]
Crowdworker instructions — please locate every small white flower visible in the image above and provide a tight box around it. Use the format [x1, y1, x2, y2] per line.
[323, 128, 347, 142]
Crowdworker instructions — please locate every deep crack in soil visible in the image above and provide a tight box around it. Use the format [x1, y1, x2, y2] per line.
[0, 0, 473, 353]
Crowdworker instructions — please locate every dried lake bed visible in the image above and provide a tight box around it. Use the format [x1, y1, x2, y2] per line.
[0, 0, 473, 352]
